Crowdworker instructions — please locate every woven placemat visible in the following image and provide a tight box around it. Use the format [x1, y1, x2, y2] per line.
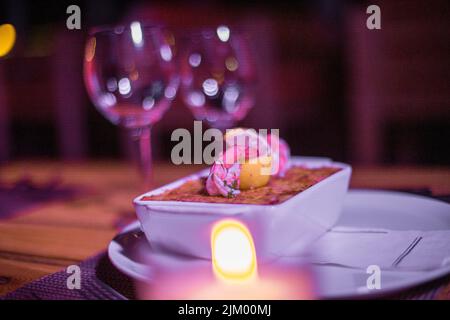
[1, 253, 135, 300]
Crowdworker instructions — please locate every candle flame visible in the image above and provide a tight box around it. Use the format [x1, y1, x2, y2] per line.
[211, 219, 257, 282]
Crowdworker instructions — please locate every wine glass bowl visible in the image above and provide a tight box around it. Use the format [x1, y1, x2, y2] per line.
[180, 26, 255, 130]
[84, 23, 178, 129]
[83, 23, 179, 188]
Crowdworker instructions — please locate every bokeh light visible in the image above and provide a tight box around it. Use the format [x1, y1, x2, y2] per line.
[0, 24, 16, 57]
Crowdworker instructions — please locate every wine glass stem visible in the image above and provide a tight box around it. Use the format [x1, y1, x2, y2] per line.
[129, 127, 152, 190]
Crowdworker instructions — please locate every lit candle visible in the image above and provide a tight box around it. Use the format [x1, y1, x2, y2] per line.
[138, 219, 315, 300]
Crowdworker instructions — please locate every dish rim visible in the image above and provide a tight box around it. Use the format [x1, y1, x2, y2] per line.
[133, 157, 352, 211]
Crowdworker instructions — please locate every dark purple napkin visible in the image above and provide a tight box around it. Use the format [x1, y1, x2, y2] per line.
[0, 178, 79, 219]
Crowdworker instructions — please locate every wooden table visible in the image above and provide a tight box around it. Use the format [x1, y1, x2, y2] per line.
[1, 161, 450, 298]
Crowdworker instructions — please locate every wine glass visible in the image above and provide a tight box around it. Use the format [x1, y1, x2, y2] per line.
[180, 26, 255, 131]
[84, 23, 178, 188]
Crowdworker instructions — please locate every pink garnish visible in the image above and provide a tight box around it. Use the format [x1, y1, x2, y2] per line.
[206, 160, 241, 197]
[206, 131, 291, 197]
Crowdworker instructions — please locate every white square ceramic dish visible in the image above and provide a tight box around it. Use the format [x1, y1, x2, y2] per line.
[134, 157, 352, 260]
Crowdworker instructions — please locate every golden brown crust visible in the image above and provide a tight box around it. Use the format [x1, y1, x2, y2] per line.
[142, 166, 341, 205]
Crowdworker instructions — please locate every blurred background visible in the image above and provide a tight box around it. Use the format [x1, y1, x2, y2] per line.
[0, 0, 449, 166]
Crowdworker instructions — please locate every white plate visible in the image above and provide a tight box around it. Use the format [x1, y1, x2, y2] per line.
[108, 190, 450, 299]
